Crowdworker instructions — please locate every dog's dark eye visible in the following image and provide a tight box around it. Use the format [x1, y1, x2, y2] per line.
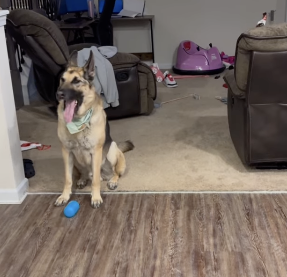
[60, 77, 65, 83]
[72, 77, 81, 85]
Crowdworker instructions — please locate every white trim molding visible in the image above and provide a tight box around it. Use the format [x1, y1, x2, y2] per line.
[0, 9, 29, 205]
[0, 178, 29, 204]
[157, 63, 173, 70]
[142, 61, 173, 70]
[0, 10, 9, 27]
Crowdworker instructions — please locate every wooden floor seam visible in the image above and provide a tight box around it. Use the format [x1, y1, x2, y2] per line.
[2, 194, 287, 276]
[28, 190, 287, 195]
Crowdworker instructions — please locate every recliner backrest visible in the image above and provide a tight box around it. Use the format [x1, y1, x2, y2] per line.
[6, 9, 69, 76]
[235, 23, 287, 91]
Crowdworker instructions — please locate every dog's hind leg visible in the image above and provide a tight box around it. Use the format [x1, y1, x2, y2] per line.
[75, 167, 90, 189]
[106, 142, 126, 190]
[77, 174, 89, 189]
[74, 160, 89, 189]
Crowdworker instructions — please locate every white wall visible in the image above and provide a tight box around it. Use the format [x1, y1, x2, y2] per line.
[0, 11, 28, 204]
[275, 0, 286, 23]
[113, 0, 276, 67]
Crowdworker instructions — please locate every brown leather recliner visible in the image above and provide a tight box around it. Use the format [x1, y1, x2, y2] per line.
[224, 23, 287, 166]
[6, 9, 157, 119]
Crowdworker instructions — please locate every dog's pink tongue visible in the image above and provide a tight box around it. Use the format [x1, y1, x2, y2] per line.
[64, 100, 77, 123]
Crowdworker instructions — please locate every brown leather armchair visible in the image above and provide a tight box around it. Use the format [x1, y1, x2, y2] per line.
[224, 23, 287, 166]
[6, 9, 157, 119]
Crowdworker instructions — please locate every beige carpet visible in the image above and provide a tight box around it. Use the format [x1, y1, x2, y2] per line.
[18, 76, 287, 193]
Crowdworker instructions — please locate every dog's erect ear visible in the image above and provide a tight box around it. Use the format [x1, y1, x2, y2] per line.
[67, 50, 78, 67]
[83, 50, 95, 81]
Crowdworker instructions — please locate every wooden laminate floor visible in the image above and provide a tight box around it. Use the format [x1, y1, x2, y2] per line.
[1, 194, 287, 277]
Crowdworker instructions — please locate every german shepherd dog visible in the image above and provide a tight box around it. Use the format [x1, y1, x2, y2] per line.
[55, 50, 134, 208]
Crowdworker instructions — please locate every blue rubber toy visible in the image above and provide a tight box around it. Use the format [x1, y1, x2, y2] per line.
[64, 201, 80, 218]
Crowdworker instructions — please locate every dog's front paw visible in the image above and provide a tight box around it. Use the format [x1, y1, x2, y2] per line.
[54, 194, 70, 206]
[91, 194, 103, 208]
[107, 181, 118, 190]
[76, 179, 87, 189]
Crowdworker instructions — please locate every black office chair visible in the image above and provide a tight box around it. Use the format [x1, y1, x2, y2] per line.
[96, 0, 115, 46]
[39, 0, 115, 46]
[37, 0, 59, 20]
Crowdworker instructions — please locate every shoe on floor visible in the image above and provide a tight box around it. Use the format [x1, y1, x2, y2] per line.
[150, 63, 164, 82]
[163, 71, 178, 88]
[23, 159, 35, 179]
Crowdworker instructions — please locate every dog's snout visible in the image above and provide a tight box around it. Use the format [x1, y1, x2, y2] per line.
[57, 90, 64, 100]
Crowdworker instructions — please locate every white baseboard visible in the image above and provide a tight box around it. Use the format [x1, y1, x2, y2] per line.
[158, 63, 173, 70]
[141, 61, 173, 70]
[0, 178, 29, 204]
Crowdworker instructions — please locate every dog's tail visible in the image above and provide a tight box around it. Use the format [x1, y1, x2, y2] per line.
[118, 140, 134, 153]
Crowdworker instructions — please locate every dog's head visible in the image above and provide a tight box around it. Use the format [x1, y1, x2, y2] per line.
[57, 50, 98, 123]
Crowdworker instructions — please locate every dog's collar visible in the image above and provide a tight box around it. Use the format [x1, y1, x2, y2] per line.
[66, 108, 93, 134]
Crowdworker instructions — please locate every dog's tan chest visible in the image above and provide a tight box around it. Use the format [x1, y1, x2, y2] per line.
[60, 130, 97, 151]
[58, 130, 94, 168]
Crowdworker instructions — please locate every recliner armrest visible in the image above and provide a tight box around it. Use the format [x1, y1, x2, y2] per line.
[68, 43, 100, 54]
[223, 70, 246, 99]
[68, 45, 140, 69]
[109, 52, 140, 68]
